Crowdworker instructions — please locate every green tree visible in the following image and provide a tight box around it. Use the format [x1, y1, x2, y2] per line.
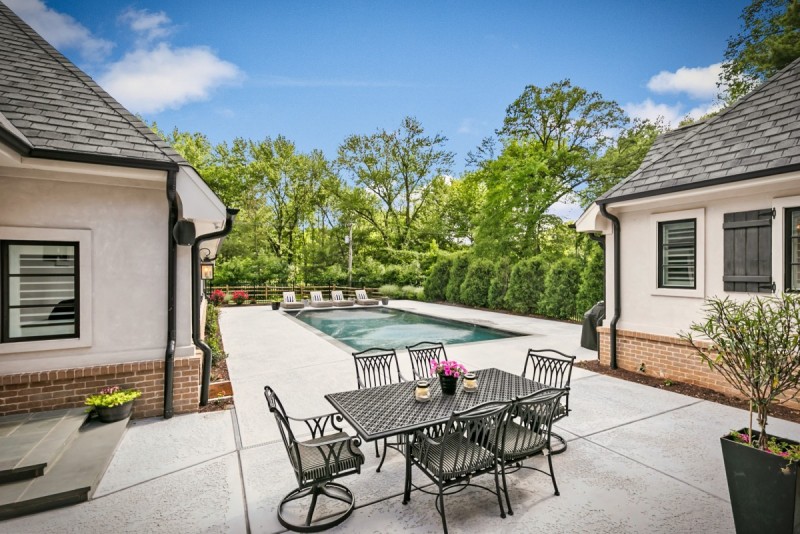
[720, 0, 800, 103]
[539, 257, 582, 319]
[506, 257, 547, 314]
[488, 258, 512, 309]
[576, 243, 605, 313]
[445, 254, 470, 303]
[424, 256, 453, 301]
[460, 258, 495, 307]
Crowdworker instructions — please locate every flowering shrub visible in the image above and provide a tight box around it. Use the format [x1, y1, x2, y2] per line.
[430, 360, 468, 378]
[85, 386, 141, 408]
[729, 430, 800, 464]
[209, 289, 226, 306]
[232, 290, 249, 305]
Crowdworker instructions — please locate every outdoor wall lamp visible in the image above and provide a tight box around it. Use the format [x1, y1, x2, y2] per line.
[199, 247, 214, 280]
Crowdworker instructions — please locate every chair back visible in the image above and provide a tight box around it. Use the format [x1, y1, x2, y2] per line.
[264, 386, 302, 481]
[406, 341, 446, 379]
[522, 349, 575, 389]
[310, 291, 325, 302]
[502, 388, 565, 461]
[355, 289, 368, 300]
[438, 401, 512, 478]
[331, 290, 345, 301]
[283, 291, 298, 303]
[352, 347, 402, 389]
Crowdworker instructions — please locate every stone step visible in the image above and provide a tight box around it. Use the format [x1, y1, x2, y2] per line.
[0, 414, 129, 520]
[0, 408, 87, 483]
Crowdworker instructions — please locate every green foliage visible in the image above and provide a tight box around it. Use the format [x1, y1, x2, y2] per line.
[460, 258, 495, 307]
[401, 285, 424, 300]
[214, 254, 289, 285]
[576, 243, 605, 313]
[539, 257, 582, 319]
[379, 284, 402, 298]
[85, 387, 141, 408]
[488, 259, 511, 309]
[506, 257, 546, 314]
[445, 255, 471, 303]
[680, 295, 800, 449]
[205, 303, 227, 366]
[424, 256, 453, 301]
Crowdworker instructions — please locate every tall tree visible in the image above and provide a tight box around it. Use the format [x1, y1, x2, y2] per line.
[720, 0, 800, 103]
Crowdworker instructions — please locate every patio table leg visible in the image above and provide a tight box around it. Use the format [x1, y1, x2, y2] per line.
[403, 433, 412, 504]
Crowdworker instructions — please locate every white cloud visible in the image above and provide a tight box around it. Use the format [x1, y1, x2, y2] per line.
[5, 0, 113, 61]
[120, 8, 172, 44]
[624, 98, 723, 128]
[98, 43, 242, 113]
[547, 199, 584, 221]
[647, 63, 722, 100]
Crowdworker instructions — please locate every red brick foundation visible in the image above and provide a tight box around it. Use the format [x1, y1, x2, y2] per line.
[0, 355, 202, 418]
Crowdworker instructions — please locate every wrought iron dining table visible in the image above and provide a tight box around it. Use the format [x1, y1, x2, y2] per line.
[324, 367, 547, 503]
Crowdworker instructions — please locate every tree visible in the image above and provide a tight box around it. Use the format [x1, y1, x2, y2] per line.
[506, 257, 547, 314]
[539, 257, 582, 319]
[445, 254, 470, 303]
[720, 0, 800, 103]
[460, 258, 495, 307]
[576, 243, 605, 313]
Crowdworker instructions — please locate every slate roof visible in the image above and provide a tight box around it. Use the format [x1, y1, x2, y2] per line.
[0, 2, 186, 168]
[598, 56, 800, 204]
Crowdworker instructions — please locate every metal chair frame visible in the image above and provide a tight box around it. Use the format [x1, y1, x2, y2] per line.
[406, 341, 447, 380]
[405, 400, 513, 534]
[521, 348, 576, 454]
[264, 386, 365, 532]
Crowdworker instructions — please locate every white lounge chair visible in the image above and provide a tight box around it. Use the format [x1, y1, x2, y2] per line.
[280, 291, 305, 310]
[309, 291, 333, 308]
[355, 289, 379, 306]
[331, 290, 354, 307]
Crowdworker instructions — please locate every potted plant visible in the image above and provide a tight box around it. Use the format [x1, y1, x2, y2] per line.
[429, 360, 468, 395]
[85, 385, 142, 423]
[271, 296, 281, 310]
[680, 295, 800, 533]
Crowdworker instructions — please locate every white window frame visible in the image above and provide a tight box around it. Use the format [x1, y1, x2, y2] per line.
[772, 194, 800, 294]
[650, 208, 705, 299]
[0, 227, 92, 354]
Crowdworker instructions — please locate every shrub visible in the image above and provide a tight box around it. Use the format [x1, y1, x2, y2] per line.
[506, 257, 546, 314]
[379, 284, 402, 298]
[424, 256, 453, 301]
[383, 262, 424, 286]
[445, 254, 470, 303]
[215, 254, 289, 285]
[208, 289, 226, 306]
[231, 290, 249, 305]
[488, 258, 511, 309]
[401, 285, 422, 299]
[352, 256, 386, 287]
[460, 258, 495, 307]
[205, 302, 227, 365]
[576, 243, 604, 313]
[539, 257, 582, 319]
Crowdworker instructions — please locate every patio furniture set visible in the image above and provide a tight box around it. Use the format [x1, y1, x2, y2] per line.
[264, 346, 576, 533]
[280, 290, 381, 310]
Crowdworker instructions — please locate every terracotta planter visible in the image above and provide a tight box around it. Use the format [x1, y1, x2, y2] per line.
[439, 375, 458, 395]
[209, 380, 233, 398]
[95, 401, 134, 423]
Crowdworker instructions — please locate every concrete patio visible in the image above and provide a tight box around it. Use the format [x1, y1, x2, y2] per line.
[2, 300, 799, 533]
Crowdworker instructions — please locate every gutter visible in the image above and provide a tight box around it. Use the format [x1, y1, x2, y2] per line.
[164, 170, 179, 418]
[598, 204, 620, 370]
[192, 208, 238, 406]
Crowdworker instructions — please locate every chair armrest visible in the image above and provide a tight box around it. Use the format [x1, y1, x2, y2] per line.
[411, 428, 442, 464]
[296, 433, 365, 466]
[287, 412, 345, 438]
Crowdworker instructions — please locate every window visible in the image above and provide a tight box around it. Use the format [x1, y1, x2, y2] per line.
[723, 209, 773, 293]
[787, 207, 800, 292]
[1, 241, 79, 342]
[658, 219, 696, 288]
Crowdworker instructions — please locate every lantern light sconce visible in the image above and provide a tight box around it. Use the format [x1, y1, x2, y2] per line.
[200, 263, 214, 280]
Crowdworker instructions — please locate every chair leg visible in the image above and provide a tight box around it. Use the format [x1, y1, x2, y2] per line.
[436, 484, 449, 534]
[493, 465, 507, 519]
[277, 482, 356, 533]
[547, 453, 560, 496]
[305, 486, 320, 526]
[501, 464, 513, 516]
[403, 435, 412, 504]
[549, 431, 568, 455]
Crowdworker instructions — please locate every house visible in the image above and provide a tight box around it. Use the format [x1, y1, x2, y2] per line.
[0, 2, 233, 418]
[576, 56, 800, 399]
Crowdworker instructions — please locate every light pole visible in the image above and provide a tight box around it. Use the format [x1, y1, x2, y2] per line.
[346, 223, 353, 286]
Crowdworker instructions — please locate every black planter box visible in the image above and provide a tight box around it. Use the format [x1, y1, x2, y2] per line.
[720, 429, 800, 534]
[95, 401, 134, 423]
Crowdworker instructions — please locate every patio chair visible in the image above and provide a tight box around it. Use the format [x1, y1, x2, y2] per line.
[354, 289, 379, 306]
[494, 388, 566, 516]
[330, 290, 354, 307]
[264, 386, 365, 532]
[405, 341, 447, 379]
[281, 291, 305, 310]
[352, 347, 407, 472]
[521, 348, 576, 454]
[309, 291, 333, 308]
[405, 400, 513, 534]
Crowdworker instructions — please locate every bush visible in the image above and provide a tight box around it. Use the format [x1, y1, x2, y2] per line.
[488, 259, 511, 309]
[208, 289, 226, 306]
[352, 256, 386, 287]
[379, 284, 402, 298]
[445, 255, 471, 303]
[383, 262, 424, 286]
[215, 254, 289, 285]
[506, 257, 546, 314]
[205, 303, 227, 366]
[401, 285, 423, 299]
[539, 257, 582, 319]
[424, 256, 453, 301]
[231, 290, 249, 305]
[576, 244, 605, 314]
[460, 258, 495, 307]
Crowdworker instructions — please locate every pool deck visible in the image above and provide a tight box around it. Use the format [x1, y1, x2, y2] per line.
[3, 301, 799, 533]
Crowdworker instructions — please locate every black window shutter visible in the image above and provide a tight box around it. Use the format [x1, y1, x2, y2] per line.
[723, 209, 773, 293]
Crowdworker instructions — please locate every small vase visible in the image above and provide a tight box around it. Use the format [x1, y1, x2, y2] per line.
[439, 375, 458, 395]
[95, 401, 134, 423]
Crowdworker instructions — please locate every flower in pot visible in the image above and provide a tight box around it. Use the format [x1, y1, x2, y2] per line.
[430, 360, 468, 395]
[85, 386, 142, 423]
[680, 295, 800, 533]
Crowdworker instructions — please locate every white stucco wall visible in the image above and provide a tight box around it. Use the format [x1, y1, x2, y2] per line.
[602, 172, 800, 337]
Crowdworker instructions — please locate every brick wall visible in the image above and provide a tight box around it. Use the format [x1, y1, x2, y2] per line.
[0, 355, 202, 418]
[597, 327, 799, 409]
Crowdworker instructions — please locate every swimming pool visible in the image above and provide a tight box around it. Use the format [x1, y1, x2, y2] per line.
[289, 307, 519, 351]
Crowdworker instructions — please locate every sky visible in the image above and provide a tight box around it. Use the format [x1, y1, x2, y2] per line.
[5, 0, 750, 218]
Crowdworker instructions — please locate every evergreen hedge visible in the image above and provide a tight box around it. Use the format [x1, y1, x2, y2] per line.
[488, 258, 511, 309]
[539, 257, 582, 319]
[424, 256, 453, 301]
[460, 258, 495, 307]
[445, 255, 471, 303]
[506, 257, 546, 314]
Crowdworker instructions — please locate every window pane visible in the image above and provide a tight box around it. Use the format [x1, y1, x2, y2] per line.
[660, 220, 696, 288]
[5, 242, 78, 341]
[790, 210, 800, 291]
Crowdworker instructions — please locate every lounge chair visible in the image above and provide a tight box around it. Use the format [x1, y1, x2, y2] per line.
[354, 289, 379, 306]
[280, 291, 304, 310]
[331, 290, 354, 307]
[309, 291, 333, 308]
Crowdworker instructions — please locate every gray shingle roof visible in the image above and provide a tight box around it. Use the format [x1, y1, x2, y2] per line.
[0, 2, 186, 168]
[598, 56, 800, 204]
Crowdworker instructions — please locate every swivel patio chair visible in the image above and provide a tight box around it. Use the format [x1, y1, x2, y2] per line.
[495, 388, 566, 516]
[264, 386, 365, 532]
[354, 289, 379, 306]
[405, 400, 513, 534]
[330, 290, 354, 307]
[309, 291, 333, 308]
[351, 347, 407, 472]
[406, 341, 447, 379]
[281, 291, 305, 310]
[521, 348, 576, 454]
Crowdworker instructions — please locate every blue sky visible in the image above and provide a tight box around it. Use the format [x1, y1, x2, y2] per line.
[7, 0, 748, 187]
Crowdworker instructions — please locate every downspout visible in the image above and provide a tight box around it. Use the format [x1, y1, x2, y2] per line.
[165, 169, 179, 418]
[598, 203, 620, 370]
[193, 208, 238, 406]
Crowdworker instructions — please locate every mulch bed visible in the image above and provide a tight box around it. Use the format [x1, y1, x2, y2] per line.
[576, 359, 800, 424]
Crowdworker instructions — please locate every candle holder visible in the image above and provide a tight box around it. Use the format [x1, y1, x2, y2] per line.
[414, 380, 431, 402]
[463, 372, 478, 393]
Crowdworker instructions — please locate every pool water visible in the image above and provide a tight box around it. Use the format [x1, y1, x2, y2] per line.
[290, 307, 518, 351]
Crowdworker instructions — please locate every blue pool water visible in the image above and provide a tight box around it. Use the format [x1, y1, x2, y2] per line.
[290, 307, 518, 351]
